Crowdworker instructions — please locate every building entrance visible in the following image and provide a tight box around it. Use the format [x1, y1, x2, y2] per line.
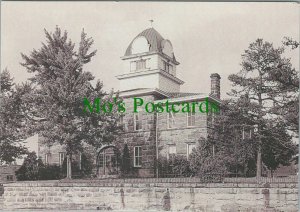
[96, 145, 120, 177]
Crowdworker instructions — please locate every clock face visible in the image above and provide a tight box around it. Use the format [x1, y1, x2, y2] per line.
[162, 40, 173, 58]
[131, 36, 150, 54]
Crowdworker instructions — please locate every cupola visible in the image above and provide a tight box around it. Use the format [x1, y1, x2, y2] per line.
[116, 28, 184, 93]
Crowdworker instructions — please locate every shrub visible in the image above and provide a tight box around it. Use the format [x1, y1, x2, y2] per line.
[189, 140, 228, 177]
[157, 155, 193, 177]
[16, 152, 63, 180]
[39, 164, 62, 180]
[15, 152, 43, 181]
[169, 155, 193, 177]
[120, 144, 132, 177]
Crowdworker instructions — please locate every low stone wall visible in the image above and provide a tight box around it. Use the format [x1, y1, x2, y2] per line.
[2, 180, 298, 211]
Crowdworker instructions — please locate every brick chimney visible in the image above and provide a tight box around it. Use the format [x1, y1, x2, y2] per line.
[210, 73, 221, 99]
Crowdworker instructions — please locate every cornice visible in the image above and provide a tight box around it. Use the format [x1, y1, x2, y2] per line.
[121, 51, 180, 65]
[116, 69, 184, 85]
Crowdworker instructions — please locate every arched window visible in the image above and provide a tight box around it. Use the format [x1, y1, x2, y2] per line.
[131, 36, 150, 54]
[162, 40, 174, 58]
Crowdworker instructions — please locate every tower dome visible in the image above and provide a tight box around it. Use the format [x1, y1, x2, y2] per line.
[124, 28, 178, 64]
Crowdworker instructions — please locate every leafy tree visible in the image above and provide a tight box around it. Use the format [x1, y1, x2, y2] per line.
[268, 37, 299, 134]
[209, 99, 257, 177]
[261, 121, 296, 176]
[228, 39, 297, 177]
[0, 69, 13, 92]
[0, 69, 29, 164]
[282, 37, 299, 50]
[206, 95, 295, 177]
[60, 152, 94, 178]
[61, 157, 81, 178]
[15, 152, 43, 181]
[20, 27, 122, 178]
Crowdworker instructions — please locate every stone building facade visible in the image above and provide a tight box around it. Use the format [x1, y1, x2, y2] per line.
[111, 27, 221, 177]
[38, 27, 221, 178]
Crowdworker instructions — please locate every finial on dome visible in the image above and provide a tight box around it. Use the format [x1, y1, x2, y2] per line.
[149, 19, 154, 28]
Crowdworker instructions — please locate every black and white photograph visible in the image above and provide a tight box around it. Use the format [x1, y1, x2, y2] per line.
[0, 1, 299, 211]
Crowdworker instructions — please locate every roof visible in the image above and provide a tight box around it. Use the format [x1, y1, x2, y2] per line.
[117, 89, 202, 99]
[124, 28, 178, 63]
[116, 89, 221, 104]
[166, 92, 204, 98]
[116, 88, 169, 98]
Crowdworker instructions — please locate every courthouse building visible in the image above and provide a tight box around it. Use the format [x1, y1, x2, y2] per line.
[39, 27, 221, 178]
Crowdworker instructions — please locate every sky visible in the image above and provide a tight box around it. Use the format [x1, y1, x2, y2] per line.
[1, 2, 299, 97]
[1, 2, 299, 160]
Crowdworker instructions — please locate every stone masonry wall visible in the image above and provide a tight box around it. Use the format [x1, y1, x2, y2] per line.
[117, 95, 158, 177]
[2, 181, 298, 211]
[157, 109, 207, 158]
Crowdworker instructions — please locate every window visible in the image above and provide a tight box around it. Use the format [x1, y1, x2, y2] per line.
[167, 112, 176, 129]
[131, 36, 150, 54]
[162, 41, 174, 58]
[134, 146, 142, 167]
[187, 111, 196, 127]
[59, 152, 66, 166]
[130, 61, 136, 72]
[118, 115, 123, 126]
[99, 153, 104, 168]
[163, 61, 173, 74]
[111, 155, 117, 168]
[45, 153, 51, 165]
[134, 112, 142, 131]
[168, 145, 177, 159]
[118, 115, 126, 130]
[6, 175, 13, 181]
[242, 126, 253, 140]
[187, 143, 196, 159]
[106, 155, 111, 167]
[136, 59, 146, 70]
[131, 59, 146, 71]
